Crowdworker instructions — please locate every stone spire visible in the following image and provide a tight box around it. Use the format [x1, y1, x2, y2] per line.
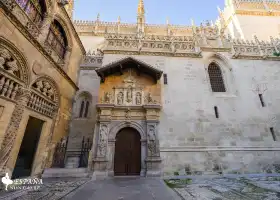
[138, 0, 145, 17]
[137, 0, 145, 33]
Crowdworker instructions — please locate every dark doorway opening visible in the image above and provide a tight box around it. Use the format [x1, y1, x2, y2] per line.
[114, 128, 141, 176]
[12, 117, 44, 179]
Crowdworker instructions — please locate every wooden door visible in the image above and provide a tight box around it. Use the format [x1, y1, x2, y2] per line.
[114, 128, 141, 176]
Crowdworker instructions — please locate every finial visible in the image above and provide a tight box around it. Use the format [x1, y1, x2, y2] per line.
[217, 6, 222, 13]
[191, 18, 195, 26]
[96, 13, 100, 21]
[166, 17, 169, 25]
[138, 0, 145, 16]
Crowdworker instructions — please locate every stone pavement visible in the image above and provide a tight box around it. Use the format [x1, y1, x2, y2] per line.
[64, 177, 180, 200]
[1, 175, 280, 200]
[171, 175, 280, 200]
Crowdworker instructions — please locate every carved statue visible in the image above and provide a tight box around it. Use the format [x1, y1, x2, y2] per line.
[126, 89, 132, 103]
[0, 48, 11, 68]
[97, 125, 107, 157]
[147, 126, 159, 156]
[99, 125, 107, 142]
[146, 93, 155, 104]
[136, 92, 142, 105]
[6, 60, 18, 74]
[148, 126, 156, 141]
[117, 92, 123, 105]
[104, 92, 110, 103]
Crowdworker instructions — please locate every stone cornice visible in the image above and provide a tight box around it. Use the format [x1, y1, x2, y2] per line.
[235, 9, 280, 16]
[103, 50, 202, 58]
[60, 7, 86, 55]
[0, 4, 79, 91]
[161, 146, 280, 152]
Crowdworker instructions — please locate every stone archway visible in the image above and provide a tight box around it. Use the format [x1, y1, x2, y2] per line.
[114, 127, 141, 176]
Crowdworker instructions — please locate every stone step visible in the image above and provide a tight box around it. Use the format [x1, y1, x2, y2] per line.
[42, 168, 89, 178]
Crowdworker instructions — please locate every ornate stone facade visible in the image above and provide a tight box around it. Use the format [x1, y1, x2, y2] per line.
[68, 0, 280, 177]
[0, 0, 85, 177]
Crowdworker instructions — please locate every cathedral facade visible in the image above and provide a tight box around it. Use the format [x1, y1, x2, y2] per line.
[68, 0, 280, 177]
[0, 0, 84, 178]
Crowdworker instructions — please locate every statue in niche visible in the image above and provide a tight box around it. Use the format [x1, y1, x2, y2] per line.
[126, 88, 132, 103]
[148, 126, 156, 141]
[104, 92, 110, 103]
[99, 125, 107, 142]
[146, 93, 155, 104]
[147, 126, 159, 156]
[117, 92, 123, 105]
[136, 92, 142, 105]
[97, 125, 107, 157]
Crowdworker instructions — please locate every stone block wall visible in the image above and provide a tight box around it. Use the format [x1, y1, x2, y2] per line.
[102, 53, 280, 174]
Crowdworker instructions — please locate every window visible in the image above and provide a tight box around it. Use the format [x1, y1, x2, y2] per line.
[79, 101, 84, 118]
[46, 20, 67, 59]
[84, 101, 89, 118]
[16, 0, 46, 26]
[259, 94, 265, 107]
[270, 127, 277, 141]
[163, 73, 168, 85]
[208, 62, 226, 92]
[214, 106, 219, 118]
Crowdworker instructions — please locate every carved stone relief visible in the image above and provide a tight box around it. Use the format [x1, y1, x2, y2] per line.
[0, 48, 19, 76]
[136, 92, 142, 105]
[147, 125, 160, 157]
[117, 92, 124, 105]
[97, 124, 108, 158]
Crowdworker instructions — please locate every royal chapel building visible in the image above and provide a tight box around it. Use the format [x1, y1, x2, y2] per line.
[1, 0, 280, 179]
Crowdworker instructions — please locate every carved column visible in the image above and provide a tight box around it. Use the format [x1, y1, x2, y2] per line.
[0, 87, 31, 175]
[92, 122, 110, 179]
[144, 105, 162, 177]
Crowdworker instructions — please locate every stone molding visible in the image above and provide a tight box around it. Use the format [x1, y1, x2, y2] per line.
[160, 146, 280, 152]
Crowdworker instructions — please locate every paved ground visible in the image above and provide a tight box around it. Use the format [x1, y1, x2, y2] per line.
[171, 175, 280, 200]
[64, 177, 180, 200]
[1, 175, 280, 199]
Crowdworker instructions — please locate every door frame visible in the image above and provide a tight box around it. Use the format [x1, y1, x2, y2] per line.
[114, 127, 141, 176]
[106, 121, 147, 177]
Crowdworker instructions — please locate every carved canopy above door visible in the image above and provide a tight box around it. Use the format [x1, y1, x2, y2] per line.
[95, 57, 163, 121]
[95, 57, 163, 83]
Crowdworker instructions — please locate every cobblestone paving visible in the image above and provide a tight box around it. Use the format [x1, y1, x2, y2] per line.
[173, 176, 280, 200]
[1, 176, 280, 200]
[0, 178, 90, 200]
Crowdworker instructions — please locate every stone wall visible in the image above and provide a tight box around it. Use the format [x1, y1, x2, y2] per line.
[101, 53, 280, 175]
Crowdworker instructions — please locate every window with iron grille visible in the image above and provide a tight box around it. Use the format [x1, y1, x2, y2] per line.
[16, 0, 46, 26]
[46, 20, 68, 59]
[208, 63, 226, 92]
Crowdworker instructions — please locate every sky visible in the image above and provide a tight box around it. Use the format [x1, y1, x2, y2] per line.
[74, 0, 225, 25]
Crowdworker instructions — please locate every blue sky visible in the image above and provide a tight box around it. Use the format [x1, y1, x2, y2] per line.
[74, 0, 225, 25]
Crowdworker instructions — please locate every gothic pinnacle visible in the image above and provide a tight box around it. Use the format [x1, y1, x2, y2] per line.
[138, 0, 145, 16]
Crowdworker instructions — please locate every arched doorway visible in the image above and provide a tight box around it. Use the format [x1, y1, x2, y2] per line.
[114, 128, 141, 176]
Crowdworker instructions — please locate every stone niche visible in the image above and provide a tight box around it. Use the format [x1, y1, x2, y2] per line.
[91, 57, 163, 179]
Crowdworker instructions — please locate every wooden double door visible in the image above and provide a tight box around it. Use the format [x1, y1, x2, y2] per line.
[114, 128, 141, 176]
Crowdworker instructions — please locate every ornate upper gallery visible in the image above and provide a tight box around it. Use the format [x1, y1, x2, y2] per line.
[74, 0, 280, 60]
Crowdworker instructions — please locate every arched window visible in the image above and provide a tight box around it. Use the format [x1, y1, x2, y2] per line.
[16, 0, 46, 26]
[84, 101, 90, 118]
[46, 20, 68, 59]
[208, 62, 226, 92]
